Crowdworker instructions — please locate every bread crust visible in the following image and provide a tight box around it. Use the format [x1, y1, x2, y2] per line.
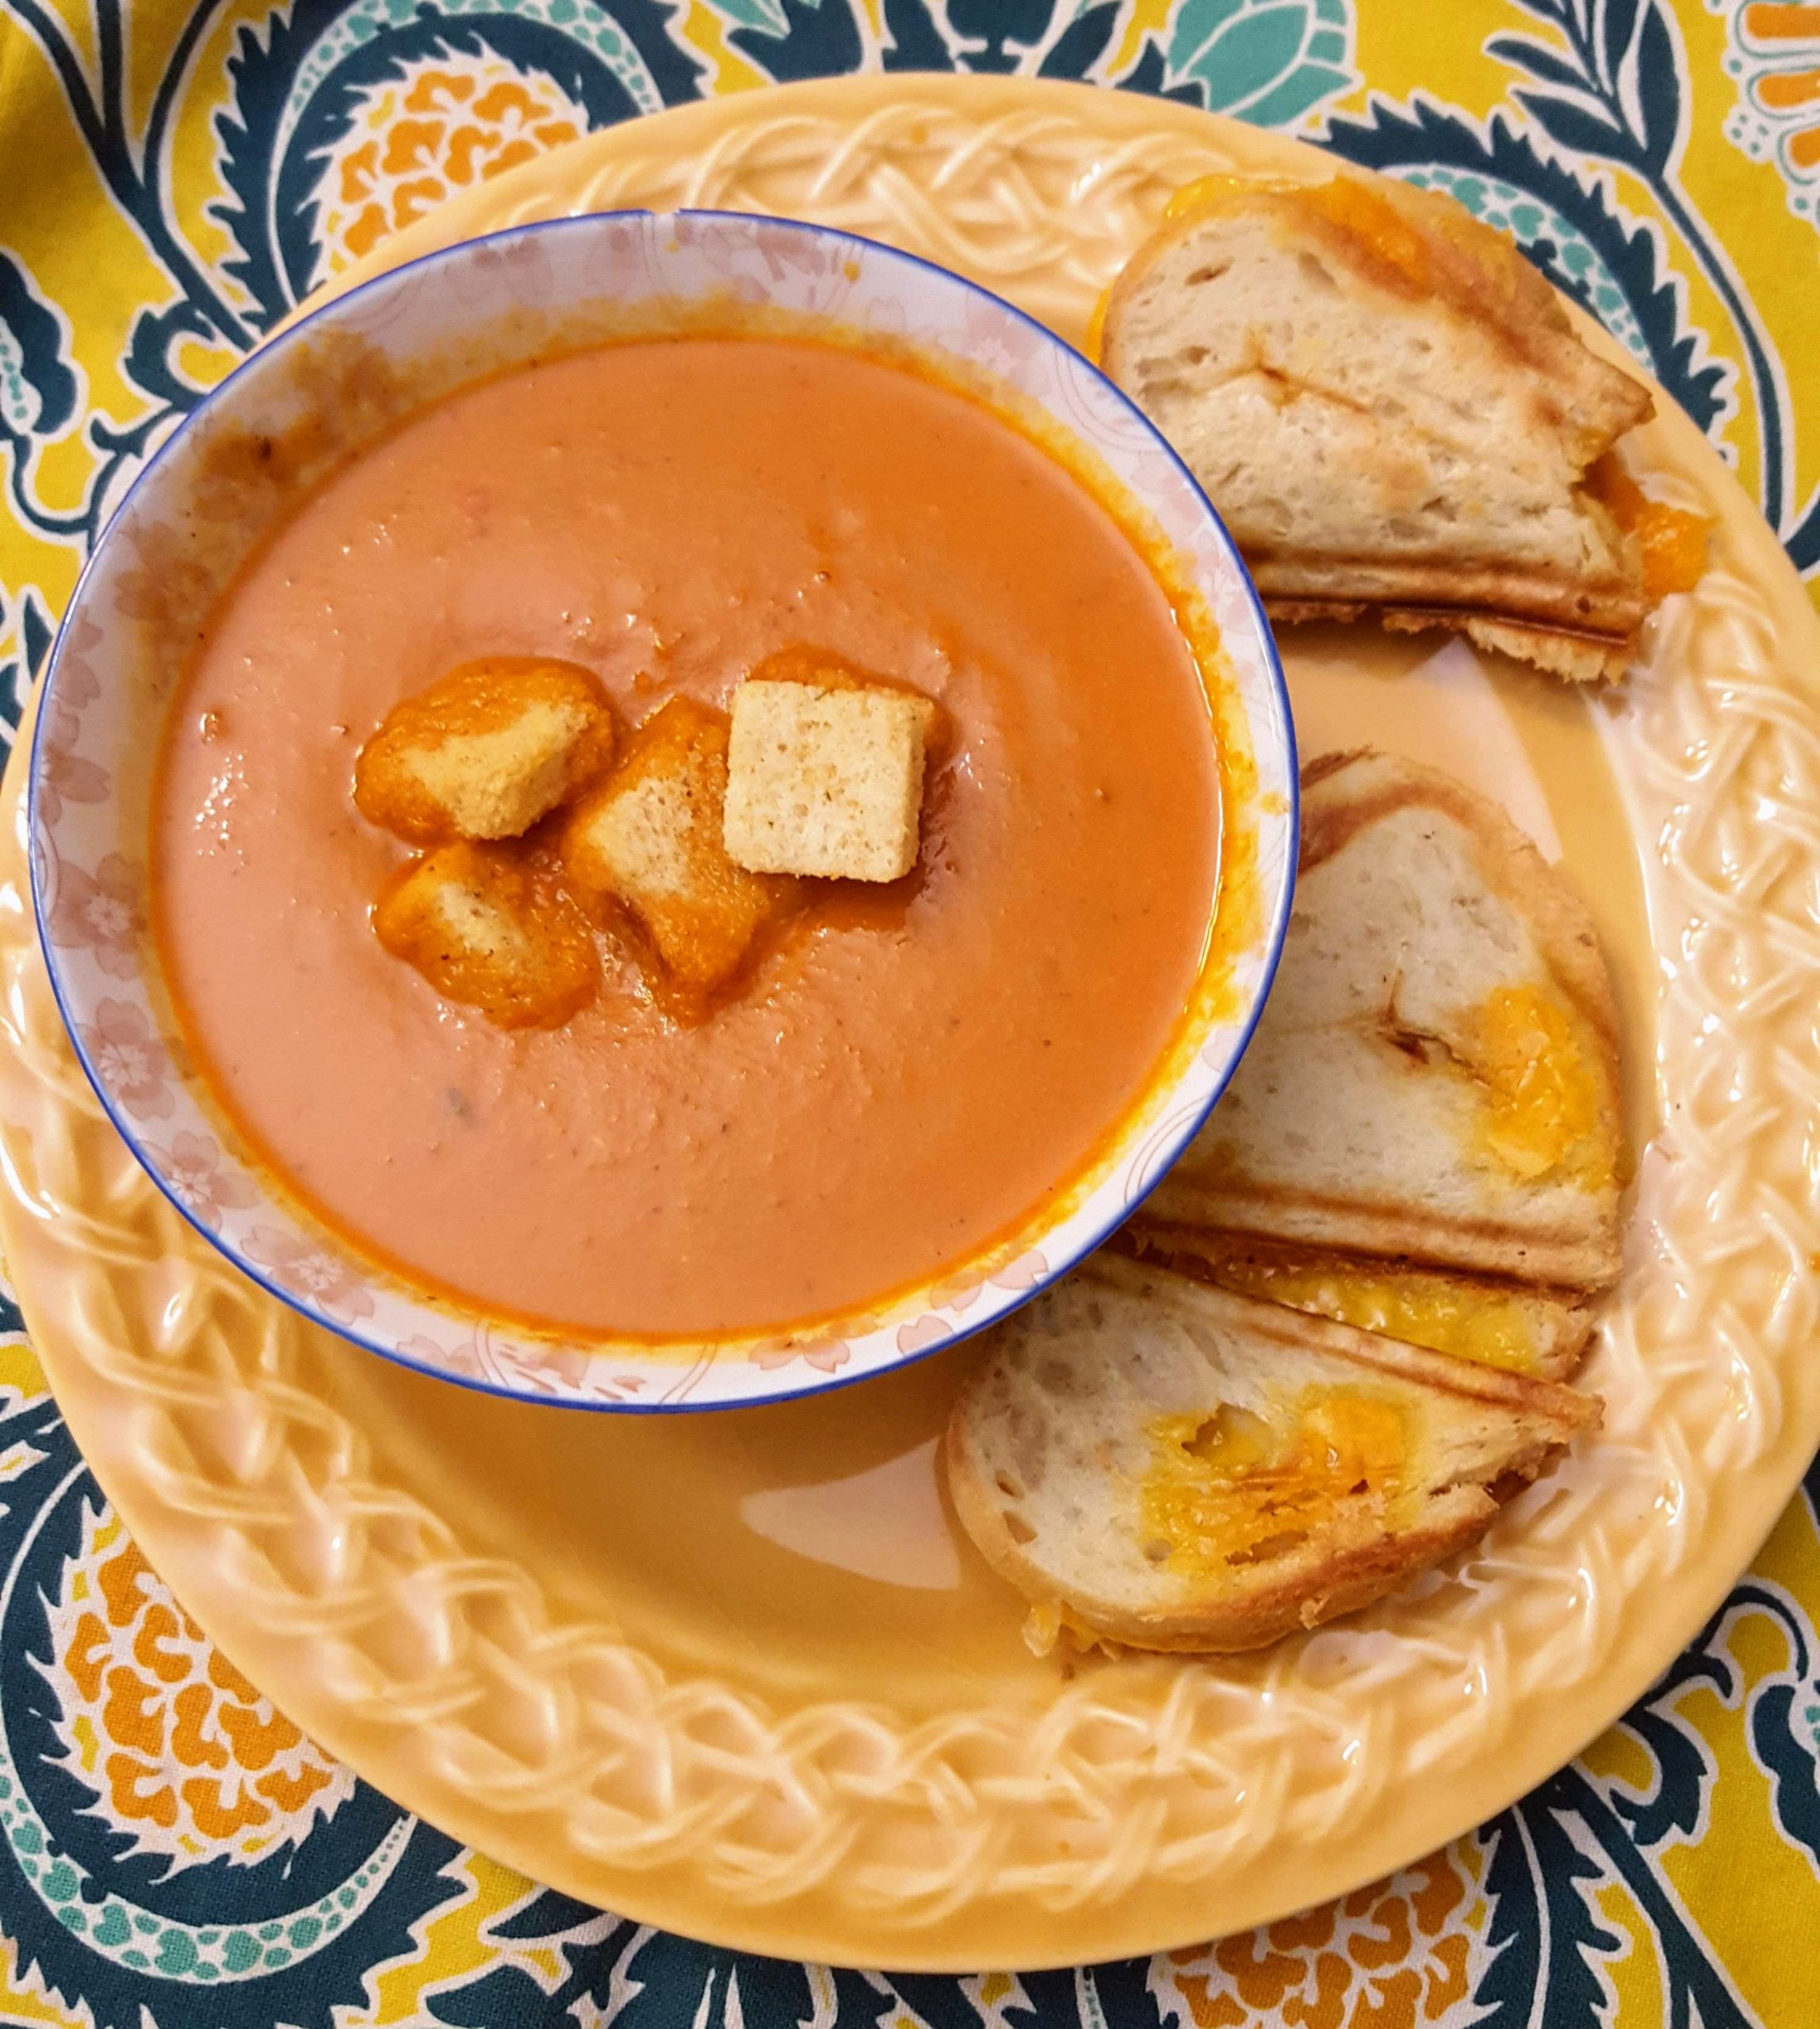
[1140, 1182, 1619, 1293]
[946, 1261, 1597, 1655]
[1265, 599, 1633, 682]
[1115, 1221, 1596, 1381]
[1109, 1262, 1599, 1415]
[1257, 560, 1644, 644]
[1102, 178, 1646, 396]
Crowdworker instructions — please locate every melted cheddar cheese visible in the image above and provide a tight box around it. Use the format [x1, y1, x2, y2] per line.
[1163, 172, 1272, 223]
[1585, 452, 1710, 599]
[1458, 984, 1607, 1183]
[1161, 172, 1531, 322]
[1202, 1255, 1543, 1373]
[1138, 1389, 1409, 1582]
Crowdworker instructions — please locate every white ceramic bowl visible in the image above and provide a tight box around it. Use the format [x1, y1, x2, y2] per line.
[29, 210, 1295, 1411]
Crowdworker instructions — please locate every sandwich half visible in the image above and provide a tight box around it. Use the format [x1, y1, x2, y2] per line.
[946, 1255, 1596, 1655]
[1130, 750, 1623, 1374]
[1101, 173, 1661, 681]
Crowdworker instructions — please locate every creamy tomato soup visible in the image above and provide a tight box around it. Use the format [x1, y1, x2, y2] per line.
[154, 337, 1221, 1337]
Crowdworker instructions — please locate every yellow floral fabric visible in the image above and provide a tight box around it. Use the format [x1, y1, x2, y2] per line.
[1, 2, 1817, 2024]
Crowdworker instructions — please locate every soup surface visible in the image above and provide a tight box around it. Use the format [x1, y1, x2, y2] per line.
[155, 337, 1221, 1336]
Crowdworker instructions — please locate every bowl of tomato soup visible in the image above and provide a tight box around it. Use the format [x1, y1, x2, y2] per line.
[30, 212, 1294, 1410]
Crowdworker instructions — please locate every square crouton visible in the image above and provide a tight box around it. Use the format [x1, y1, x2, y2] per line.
[723, 678, 935, 882]
[373, 841, 598, 1029]
[355, 657, 617, 845]
[560, 697, 794, 1003]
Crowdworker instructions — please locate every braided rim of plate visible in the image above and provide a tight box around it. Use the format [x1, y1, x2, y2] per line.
[1, 80, 1815, 1969]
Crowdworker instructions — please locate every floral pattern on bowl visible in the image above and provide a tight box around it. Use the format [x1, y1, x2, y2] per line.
[29, 209, 1296, 1412]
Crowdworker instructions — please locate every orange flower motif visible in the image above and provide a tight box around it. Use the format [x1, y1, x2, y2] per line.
[315, 60, 586, 271]
[1157, 1850, 1485, 2029]
[1726, 2, 1820, 223]
[751, 1333, 852, 1374]
[48, 1514, 350, 1864]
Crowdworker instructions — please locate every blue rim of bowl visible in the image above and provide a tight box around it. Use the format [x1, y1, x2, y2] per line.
[28, 205, 1298, 1416]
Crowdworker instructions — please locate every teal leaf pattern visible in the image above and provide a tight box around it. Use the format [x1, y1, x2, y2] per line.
[1164, 0, 1352, 124]
[1492, 0, 1790, 533]
[0, 252, 77, 438]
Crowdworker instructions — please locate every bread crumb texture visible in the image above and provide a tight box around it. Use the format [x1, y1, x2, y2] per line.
[354, 656, 617, 844]
[373, 839, 598, 1027]
[724, 675, 934, 882]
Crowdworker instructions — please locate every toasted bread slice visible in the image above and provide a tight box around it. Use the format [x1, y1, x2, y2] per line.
[560, 696, 796, 1010]
[1101, 174, 1655, 680]
[946, 1255, 1596, 1655]
[1139, 751, 1624, 1292]
[1120, 1226, 1592, 1381]
[355, 657, 617, 843]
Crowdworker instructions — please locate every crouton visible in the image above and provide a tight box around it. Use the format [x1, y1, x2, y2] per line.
[355, 657, 617, 844]
[373, 839, 598, 1028]
[560, 696, 795, 1009]
[723, 671, 935, 883]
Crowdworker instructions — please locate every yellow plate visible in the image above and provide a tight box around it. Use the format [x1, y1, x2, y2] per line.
[3, 75, 1818, 1970]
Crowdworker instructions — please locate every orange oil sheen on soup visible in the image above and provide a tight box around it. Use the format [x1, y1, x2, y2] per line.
[153, 336, 1225, 1338]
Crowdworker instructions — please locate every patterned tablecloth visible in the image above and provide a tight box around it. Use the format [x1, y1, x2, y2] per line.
[1, 2, 1818, 2023]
